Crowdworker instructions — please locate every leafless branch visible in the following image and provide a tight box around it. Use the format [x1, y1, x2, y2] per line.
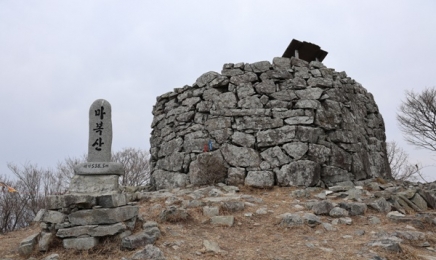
[397, 88, 436, 152]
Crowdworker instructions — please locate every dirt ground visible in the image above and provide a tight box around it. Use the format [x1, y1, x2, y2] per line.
[1, 186, 436, 260]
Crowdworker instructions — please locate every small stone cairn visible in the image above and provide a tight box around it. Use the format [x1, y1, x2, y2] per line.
[18, 99, 159, 256]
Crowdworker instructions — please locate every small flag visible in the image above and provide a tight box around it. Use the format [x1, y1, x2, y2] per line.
[208, 140, 213, 151]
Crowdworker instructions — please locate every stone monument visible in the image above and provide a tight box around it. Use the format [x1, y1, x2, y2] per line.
[20, 99, 142, 255]
[69, 99, 124, 194]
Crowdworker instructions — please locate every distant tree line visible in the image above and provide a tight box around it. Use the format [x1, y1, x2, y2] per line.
[0, 148, 150, 234]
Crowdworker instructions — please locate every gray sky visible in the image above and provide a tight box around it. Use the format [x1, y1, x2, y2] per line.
[1, 1, 436, 181]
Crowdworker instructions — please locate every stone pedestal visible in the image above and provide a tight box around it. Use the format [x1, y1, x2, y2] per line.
[20, 99, 143, 253]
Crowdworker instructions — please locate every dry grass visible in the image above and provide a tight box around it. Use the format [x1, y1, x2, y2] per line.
[2, 186, 436, 259]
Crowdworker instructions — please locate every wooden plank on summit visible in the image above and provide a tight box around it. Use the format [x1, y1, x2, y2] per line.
[88, 99, 113, 162]
[282, 39, 328, 62]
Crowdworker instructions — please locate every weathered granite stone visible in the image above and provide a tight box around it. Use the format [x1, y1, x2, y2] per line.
[56, 223, 126, 238]
[121, 225, 161, 250]
[339, 202, 367, 216]
[277, 160, 320, 187]
[158, 137, 183, 157]
[226, 167, 246, 185]
[97, 193, 128, 208]
[270, 90, 297, 101]
[295, 88, 324, 100]
[221, 144, 261, 167]
[155, 152, 185, 172]
[303, 213, 322, 227]
[273, 57, 291, 70]
[38, 232, 53, 252]
[68, 206, 139, 225]
[88, 99, 112, 162]
[369, 197, 392, 213]
[234, 116, 283, 130]
[245, 171, 274, 188]
[411, 193, 428, 211]
[260, 146, 291, 167]
[222, 201, 245, 212]
[63, 237, 99, 250]
[279, 213, 303, 227]
[257, 125, 296, 147]
[46, 194, 97, 210]
[152, 170, 189, 190]
[236, 83, 256, 99]
[196, 71, 220, 88]
[129, 244, 166, 260]
[203, 206, 220, 217]
[282, 142, 308, 159]
[74, 162, 124, 175]
[231, 131, 255, 148]
[18, 233, 40, 257]
[159, 206, 188, 222]
[210, 216, 234, 227]
[69, 175, 119, 194]
[248, 60, 272, 73]
[188, 151, 227, 186]
[34, 209, 66, 224]
[329, 207, 349, 218]
[312, 200, 334, 215]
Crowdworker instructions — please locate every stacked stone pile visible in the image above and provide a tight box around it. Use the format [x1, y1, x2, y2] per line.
[150, 56, 391, 190]
[18, 100, 161, 257]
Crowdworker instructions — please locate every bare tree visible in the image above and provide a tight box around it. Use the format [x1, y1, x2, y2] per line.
[113, 148, 150, 186]
[0, 148, 150, 233]
[386, 141, 426, 182]
[54, 155, 87, 194]
[397, 88, 436, 152]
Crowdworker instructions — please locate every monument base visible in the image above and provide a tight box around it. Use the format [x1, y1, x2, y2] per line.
[74, 162, 124, 175]
[68, 175, 120, 195]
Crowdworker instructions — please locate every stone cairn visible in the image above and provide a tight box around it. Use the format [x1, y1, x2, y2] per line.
[149, 56, 392, 190]
[19, 99, 159, 256]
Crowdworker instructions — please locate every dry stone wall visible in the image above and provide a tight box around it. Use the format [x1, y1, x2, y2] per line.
[150, 57, 392, 190]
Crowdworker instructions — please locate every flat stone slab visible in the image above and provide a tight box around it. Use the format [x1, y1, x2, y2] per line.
[68, 175, 119, 194]
[210, 216, 234, 227]
[74, 162, 124, 175]
[46, 193, 127, 210]
[97, 193, 128, 208]
[68, 206, 139, 225]
[121, 226, 161, 250]
[57, 223, 126, 238]
[63, 237, 99, 250]
[46, 194, 97, 210]
[34, 209, 66, 224]
[18, 233, 40, 257]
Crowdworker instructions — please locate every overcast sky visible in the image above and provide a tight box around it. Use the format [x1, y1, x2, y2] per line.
[1, 1, 436, 181]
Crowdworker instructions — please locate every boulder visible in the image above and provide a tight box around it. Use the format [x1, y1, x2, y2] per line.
[152, 170, 189, 190]
[68, 206, 139, 225]
[188, 150, 227, 186]
[63, 237, 99, 250]
[277, 160, 320, 187]
[245, 171, 274, 188]
[221, 144, 261, 167]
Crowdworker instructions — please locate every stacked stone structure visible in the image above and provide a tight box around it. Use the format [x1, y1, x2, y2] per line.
[150, 57, 392, 190]
[19, 100, 150, 255]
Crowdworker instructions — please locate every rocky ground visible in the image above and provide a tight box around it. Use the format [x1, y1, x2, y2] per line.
[2, 179, 436, 260]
